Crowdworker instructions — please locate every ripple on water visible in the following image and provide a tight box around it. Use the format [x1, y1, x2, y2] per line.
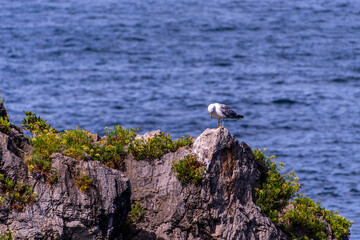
[1, 0, 360, 237]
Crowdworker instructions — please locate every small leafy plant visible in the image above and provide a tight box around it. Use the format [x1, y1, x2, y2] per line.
[27, 128, 61, 174]
[0, 116, 11, 134]
[172, 154, 206, 185]
[91, 126, 139, 168]
[0, 174, 36, 211]
[60, 128, 92, 160]
[126, 201, 146, 224]
[21, 111, 53, 137]
[130, 133, 193, 160]
[173, 134, 194, 149]
[75, 172, 92, 193]
[0, 227, 14, 240]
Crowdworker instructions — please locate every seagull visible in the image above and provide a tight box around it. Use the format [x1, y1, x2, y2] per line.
[208, 103, 244, 128]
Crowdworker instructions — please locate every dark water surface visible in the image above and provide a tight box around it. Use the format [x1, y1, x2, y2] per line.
[1, 0, 359, 236]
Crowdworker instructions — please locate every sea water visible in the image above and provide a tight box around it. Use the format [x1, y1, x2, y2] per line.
[1, 0, 359, 236]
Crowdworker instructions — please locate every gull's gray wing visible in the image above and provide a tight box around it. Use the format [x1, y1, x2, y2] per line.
[219, 104, 238, 118]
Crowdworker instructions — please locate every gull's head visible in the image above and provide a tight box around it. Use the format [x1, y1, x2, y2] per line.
[208, 103, 215, 118]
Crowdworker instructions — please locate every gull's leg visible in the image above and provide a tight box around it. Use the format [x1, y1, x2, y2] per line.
[222, 119, 225, 128]
[218, 118, 220, 128]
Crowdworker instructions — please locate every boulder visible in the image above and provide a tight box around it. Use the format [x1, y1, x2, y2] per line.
[123, 128, 287, 240]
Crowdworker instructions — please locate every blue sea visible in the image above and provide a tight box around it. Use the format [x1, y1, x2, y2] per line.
[1, 0, 359, 237]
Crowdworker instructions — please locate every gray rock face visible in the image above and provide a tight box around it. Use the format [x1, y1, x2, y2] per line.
[123, 128, 287, 240]
[0, 127, 131, 239]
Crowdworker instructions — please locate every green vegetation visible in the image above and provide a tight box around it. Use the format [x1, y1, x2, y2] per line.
[61, 128, 92, 160]
[126, 201, 146, 224]
[27, 128, 61, 174]
[21, 111, 53, 137]
[75, 172, 92, 193]
[24, 122, 139, 173]
[171, 154, 205, 185]
[281, 197, 352, 240]
[91, 126, 139, 168]
[0, 116, 11, 134]
[0, 174, 36, 211]
[22, 111, 193, 173]
[49, 170, 59, 184]
[130, 133, 193, 160]
[253, 148, 353, 240]
[0, 227, 14, 240]
[253, 148, 300, 222]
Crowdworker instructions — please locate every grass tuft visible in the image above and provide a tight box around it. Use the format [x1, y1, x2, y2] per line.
[0, 174, 36, 211]
[172, 154, 205, 185]
[0, 227, 14, 240]
[130, 133, 193, 160]
[21, 111, 53, 137]
[91, 126, 139, 168]
[126, 201, 146, 225]
[75, 172, 92, 193]
[0, 116, 11, 134]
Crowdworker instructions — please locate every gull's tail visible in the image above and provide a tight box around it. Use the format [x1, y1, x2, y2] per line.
[235, 115, 244, 119]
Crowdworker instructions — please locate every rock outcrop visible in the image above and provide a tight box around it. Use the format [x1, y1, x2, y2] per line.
[0, 102, 289, 239]
[0, 125, 131, 239]
[123, 128, 287, 240]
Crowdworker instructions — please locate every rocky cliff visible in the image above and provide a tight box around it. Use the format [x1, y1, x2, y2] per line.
[123, 128, 287, 240]
[0, 107, 288, 239]
[0, 101, 352, 239]
[0, 103, 131, 239]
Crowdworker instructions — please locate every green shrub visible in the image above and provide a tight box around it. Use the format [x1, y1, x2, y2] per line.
[0, 174, 36, 211]
[0, 227, 14, 240]
[172, 154, 206, 185]
[91, 126, 139, 168]
[91, 142, 122, 169]
[281, 197, 352, 240]
[75, 172, 92, 193]
[21, 111, 53, 137]
[60, 128, 92, 160]
[282, 197, 327, 239]
[130, 136, 165, 160]
[126, 201, 146, 224]
[31, 129, 61, 160]
[0, 116, 10, 134]
[106, 126, 139, 147]
[174, 134, 194, 149]
[253, 148, 300, 222]
[27, 129, 61, 174]
[130, 133, 193, 160]
[253, 148, 352, 239]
